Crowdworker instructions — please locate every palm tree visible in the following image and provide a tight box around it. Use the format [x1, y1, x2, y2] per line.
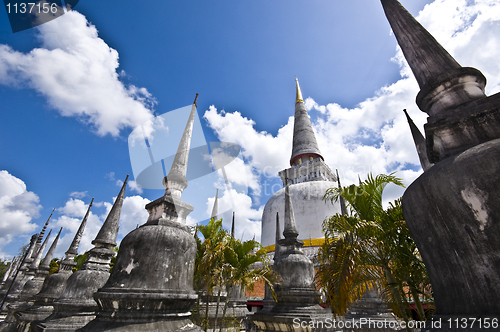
[220, 237, 278, 330]
[316, 173, 432, 321]
[193, 217, 279, 331]
[193, 218, 228, 331]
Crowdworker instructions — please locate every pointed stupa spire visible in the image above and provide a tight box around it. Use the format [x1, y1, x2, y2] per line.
[30, 229, 52, 270]
[211, 189, 218, 221]
[380, 0, 486, 115]
[231, 212, 235, 238]
[295, 76, 304, 104]
[33, 208, 55, 256]
[358, 175, 362, 186]
[1, 257, 17, 285]
[275, 212, 281, 259]
[66, 197, 93, 257]
[92, 176, 128, 247]
[336, 169, 348, 216]
[282, 176, 299, 240]
[290, 78, 323, 166]
[40, 227, 62, 270]
[163, 93, 198, 198]
[403, 109, 433, 171]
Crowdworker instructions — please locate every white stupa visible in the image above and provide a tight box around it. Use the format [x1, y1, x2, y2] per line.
[261, 78, 342, 258]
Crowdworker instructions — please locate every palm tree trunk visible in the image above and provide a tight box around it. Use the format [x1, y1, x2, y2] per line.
[204, 291, 210, 332]
[409, 285, 426, 321]
[214, 286, 222, 330]
[383, 265, 409, 322]
[220, 285, 232, 332]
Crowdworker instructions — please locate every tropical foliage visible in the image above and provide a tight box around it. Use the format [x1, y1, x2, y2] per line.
[48, 258, 60, 274]
[315, 173, 433, 322]
[193, 217, 277, 331]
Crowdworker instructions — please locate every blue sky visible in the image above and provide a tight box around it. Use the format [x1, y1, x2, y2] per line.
[1, 0, 500, 259]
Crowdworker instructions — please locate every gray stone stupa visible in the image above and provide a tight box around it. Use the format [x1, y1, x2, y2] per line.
[19, 229, 61, 303]
[80, 95, 202, 331]
[34, 179, 127, 332]
[4, 211, 53, 302]
[251, 176, 332, 331]
[14, 199, 93, 328]
[14, 228, 62, 331]
[381, 0, 500, 329]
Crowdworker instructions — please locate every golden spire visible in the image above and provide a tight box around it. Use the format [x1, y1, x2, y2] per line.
[295, 76, 304, 104]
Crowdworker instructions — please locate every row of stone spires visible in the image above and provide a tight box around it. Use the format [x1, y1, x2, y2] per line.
[0, 174, 129, 332]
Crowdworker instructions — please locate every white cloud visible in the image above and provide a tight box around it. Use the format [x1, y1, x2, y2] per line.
[0, 10, 155, 137]
[52, 198, 102, 257]
[118, 195, 150, 237]
[0, 170, 42, 256]
[51, 194, 150, 258]
[205, 189, 263, 242]
[69, 191, 87, 199]
[127, 180, 143, 195]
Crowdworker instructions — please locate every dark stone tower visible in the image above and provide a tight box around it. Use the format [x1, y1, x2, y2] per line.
[34, 179, 127, 332]
[252, 176, 331, 331]
[381, 0, 500, 328]
[12, 199, 94, 329]
[80, 96, 202, 331]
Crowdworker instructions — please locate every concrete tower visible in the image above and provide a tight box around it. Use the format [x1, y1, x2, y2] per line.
[81, 96, 202, 331]
[381, 0, 500, 327]
[252, 177, 331, 331]
[19, 228, 62, 302]
[16, 199, 94, 329]
[261, 79, 340, 258]
[35, 179, 127, 332]
[3, 211, 54, 302]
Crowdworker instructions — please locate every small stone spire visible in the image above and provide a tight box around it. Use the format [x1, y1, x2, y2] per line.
[211, 189, 218, 221]
[92, 176, 127, 247]
[275, 212, 281, 259]
[231, 212, 235, 238]
[30, 229, 52, 271]
[1, 257, 17, 286]
[163, 94, 198, 199]
[33, 208, 55, 257]
[282, 176, 299, 241]
[358, 175, 362, 186]
[66, 198, 93, 258]
[336, 169, 348, 216]
[290, 78, 323, 166]
[40, 227, 62, 271]
[403, 109, 433, 171]
[380, 0, 486, 116]
[295, 76, 304, 104]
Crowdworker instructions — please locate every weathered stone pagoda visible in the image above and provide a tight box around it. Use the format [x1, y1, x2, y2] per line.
[381, 0, 500, 329]
[12, 228, 62, 331]
[80, 95, 202, 331]
[34, 179, 127, 332]
[14, 199, 93, 331]
[252, 176, 331, 331]
[261, 78, 341, 260]
[19, 228, 61, 303]
[2, 212, 53, 303]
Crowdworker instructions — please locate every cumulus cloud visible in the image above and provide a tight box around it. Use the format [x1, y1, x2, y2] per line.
[51, 194, 150, 258]
[0, 10, 155, 137]
[0, 170, 42, 256]
[205, 189, 263, 241]
[69, 191, 87, 199]
[204, 0, 500, 208]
